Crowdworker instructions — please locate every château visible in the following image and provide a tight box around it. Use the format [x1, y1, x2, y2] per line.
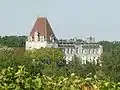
[26, 17, 103, 64]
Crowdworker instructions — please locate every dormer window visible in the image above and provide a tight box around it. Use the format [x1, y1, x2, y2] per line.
[32, 37, 34, 41]
[34, 31, 38, 36]
[40, 36, 44, 42]
[38, 32, 40, 41]
[28, 36, 32, 42]
[50, 34, 55, 42]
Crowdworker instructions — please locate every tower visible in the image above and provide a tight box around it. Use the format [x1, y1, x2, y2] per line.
[26, 17, 58, 50]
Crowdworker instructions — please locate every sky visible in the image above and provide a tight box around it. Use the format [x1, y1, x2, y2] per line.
[0, 0, 120, 41]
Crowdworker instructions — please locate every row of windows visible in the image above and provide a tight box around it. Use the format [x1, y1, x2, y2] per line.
[28, 36, 45, 42]
[62, 48, 74, 54]
[62, 48, 99, 54]
[82, 49, 98, 54]
[82, 56, 99, 64]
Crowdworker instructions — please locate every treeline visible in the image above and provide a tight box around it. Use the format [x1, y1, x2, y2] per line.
[99, 40, 120, 52]
[0, 35, 120, 52]
[0, 36, 27, 47]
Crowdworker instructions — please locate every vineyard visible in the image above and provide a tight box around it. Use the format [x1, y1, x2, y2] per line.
[0, 66, 120, 90]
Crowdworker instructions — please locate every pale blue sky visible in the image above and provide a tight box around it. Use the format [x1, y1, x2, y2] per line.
[0, 0, 120, 41]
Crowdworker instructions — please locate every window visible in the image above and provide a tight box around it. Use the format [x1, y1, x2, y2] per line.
[88, 49, 90, 54]
[69, 48, 71, 54]
[40, 36, 44, 42]
[65, 48, 69, 54]
[28, 37, 32, 42]
[90, 49, 93, 54]
[94, 49, 98, 54]
[82, 57, 87, 64]
[38, 32, 40, 41]
[29, 46, 32, 49]
[83, 49, 88, 54]
[50, 34, 55, 42]
[71, 48, 73, 54]
[31, 37, 33, 41]
[95, 49, 98, 54]
[76, 47, 79, 54]
[62, 48, 65, 52]
[82, 49, 84, 54]
[67, 48, 69, 54]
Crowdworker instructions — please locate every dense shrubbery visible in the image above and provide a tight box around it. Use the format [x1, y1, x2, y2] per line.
[0, 66, 120, 90]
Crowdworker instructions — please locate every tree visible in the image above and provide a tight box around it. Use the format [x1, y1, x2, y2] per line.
[101, 46, 120, 82]
[0, 36, 27, 47]
[25, 48, 64, 62]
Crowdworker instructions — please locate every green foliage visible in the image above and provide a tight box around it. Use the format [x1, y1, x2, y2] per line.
[0, 66, 120, 90]
[25, 48, 64, 62]
[0, 47, 66, 76]
[0, 66, 43, 90]
[101, 46, 120, 82]
[1, 38, 120, 86]
[98, 41, 120, 82]
[0, 36, 27, 47]
[0, 47, 26, 69]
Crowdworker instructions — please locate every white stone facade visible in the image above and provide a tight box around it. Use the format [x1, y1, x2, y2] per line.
[59, 37, 103, 64]
[26, 31, 58, 50]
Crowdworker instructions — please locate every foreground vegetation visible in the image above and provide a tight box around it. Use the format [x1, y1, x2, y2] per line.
[0, 36, 120, 89]
[0, 47, 120, 89]
[0, 66, 120, 90]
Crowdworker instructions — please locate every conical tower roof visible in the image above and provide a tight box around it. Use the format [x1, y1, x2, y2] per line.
[30, 17, 56, 41]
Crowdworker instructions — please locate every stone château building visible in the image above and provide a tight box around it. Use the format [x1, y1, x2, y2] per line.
[26, 17, 103, 64]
